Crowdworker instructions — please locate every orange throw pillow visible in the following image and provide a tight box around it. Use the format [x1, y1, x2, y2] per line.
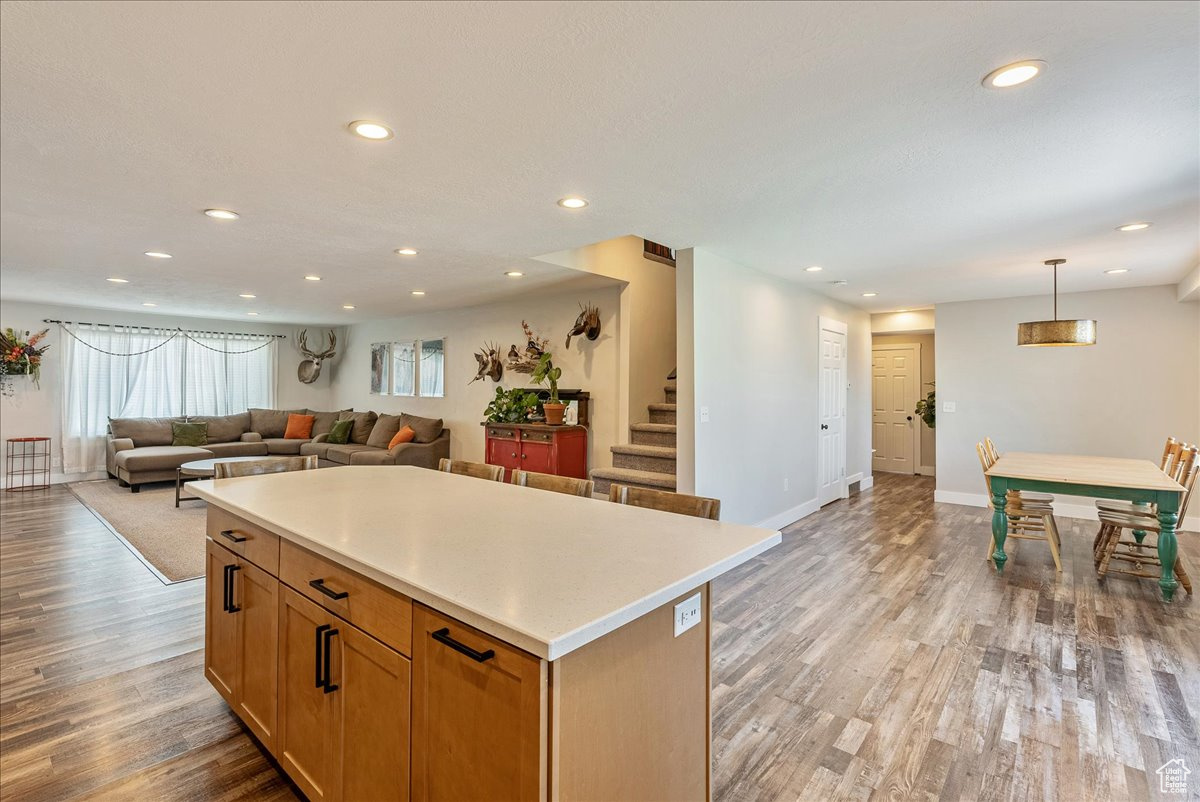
[284, 413, 315, 439]
[388, 425, 416, 449]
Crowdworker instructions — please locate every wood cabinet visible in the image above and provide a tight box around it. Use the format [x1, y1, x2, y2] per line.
[483, 424, 588, 480]
[412, 604, 544, 802]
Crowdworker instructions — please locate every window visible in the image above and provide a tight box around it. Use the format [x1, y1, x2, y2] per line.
[372, 339, 444, 398]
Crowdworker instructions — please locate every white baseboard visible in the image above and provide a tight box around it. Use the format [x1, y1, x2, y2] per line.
[756, 498, 820, 531]
[0, 469, 105, 490]
[917, 465, 936, 477]
[846, 472, 874, 492]
[934, 489, 1200, 532]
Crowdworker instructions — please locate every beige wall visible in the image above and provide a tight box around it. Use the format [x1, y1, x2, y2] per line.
[871, 332, 936, 471]
[331, 285, 622, 470]
[935, 284, 1200, 526]
[677, 248, 873, 527]
[871, 308, 935, 334]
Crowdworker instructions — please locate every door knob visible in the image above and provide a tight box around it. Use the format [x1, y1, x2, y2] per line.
[820, 424, 829, 430]
[907, 416, 913, 421]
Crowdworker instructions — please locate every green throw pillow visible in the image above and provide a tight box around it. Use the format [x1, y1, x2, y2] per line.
[327, 418, 353, 445]
[171, 421, 208, 447]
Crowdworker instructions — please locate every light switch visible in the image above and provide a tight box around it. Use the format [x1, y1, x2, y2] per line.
[674, 593, 702, 637]
[942, 401, 956, 413]
[699, 406, 710, 423]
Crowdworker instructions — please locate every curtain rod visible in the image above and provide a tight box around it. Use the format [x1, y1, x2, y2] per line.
[43, 319, 287, 339]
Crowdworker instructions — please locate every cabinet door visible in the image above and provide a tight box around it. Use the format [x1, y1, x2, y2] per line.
[412, 604, 544, 802]
[205, 538, 238, 704]
[335, 625, 411, 801]
[278, 587, 337, 802]
[519, 440, 553, 475]
[235, 558, 279, 751]
[487, 436, 521, 474]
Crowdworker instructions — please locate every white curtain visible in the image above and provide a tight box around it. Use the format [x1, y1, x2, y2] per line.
[59, 324, 278, 473]
[420, 339, 445, 397]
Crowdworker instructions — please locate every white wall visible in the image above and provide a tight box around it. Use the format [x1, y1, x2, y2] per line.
[935, 284, 1200, 527]
[0, 299, 337, 484]
[678, 248, 873, 527]
[332, 285, 622, 470]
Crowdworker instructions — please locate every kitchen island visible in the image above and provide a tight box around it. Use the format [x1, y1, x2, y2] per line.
[192, 466, 780, 801]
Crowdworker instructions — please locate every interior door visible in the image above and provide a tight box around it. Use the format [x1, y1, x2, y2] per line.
[817, 319, 848, 507]
[871, 345, 917, 474]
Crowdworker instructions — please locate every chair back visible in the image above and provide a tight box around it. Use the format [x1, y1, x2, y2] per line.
[511, 470, 594, 497]
[607, 484, 721, 521]
[1173, 445, 1199, 523]
[976, 442, 997, 501]
[1160, 437, 1181, 472]
[214, 455, 318, 479]
[437, 458, 505, 482]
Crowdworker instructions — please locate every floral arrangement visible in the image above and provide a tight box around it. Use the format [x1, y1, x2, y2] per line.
[0, 328, 50, 392]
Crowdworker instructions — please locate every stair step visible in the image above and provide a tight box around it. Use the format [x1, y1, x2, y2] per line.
[610, 443, 677, 474]
[630, 423, 676, 447]
[590, 467, 678, 497]
[664, 384, 677, 403]
[611, 444, 677, 458]
[647, 403, 677, 425]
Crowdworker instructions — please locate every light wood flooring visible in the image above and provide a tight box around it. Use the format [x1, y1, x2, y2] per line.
[1, 474, 1196, 800]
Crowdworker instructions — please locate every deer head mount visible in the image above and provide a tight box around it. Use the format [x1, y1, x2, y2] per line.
[297, 329, 337, 384]
[565, 302, 601, 348]
[470, 342, 504, 384]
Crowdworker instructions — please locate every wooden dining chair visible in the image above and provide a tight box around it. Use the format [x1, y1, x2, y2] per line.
[437, 458, 505, 482]
[1095, 436, 1182, 517]
[977, 442, 1062, 571]
[608, 484, 721, 521]
[510, 470, 594, 497]
[984, 437, 1055, 505]
[214, 455, 318, 479]
[1094, 444, 1196, 595]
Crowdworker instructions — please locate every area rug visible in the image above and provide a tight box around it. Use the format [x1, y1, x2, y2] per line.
[69, 480, 205, 582]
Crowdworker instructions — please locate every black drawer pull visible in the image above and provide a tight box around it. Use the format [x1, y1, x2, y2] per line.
[223, 564, 241, 613]
[315, 624, 327, 688]
[321, 626, 339, 693]
[309, 578, 349, 600]
[432, 627, 495, 663]
[219, 529, 247, 543]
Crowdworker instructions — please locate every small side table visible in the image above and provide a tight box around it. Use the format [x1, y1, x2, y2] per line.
[5, 437, 51, 492]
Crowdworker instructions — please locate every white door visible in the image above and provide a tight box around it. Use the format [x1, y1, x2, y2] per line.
[871, 344, 918, 474]
[817, 318, 848, 507]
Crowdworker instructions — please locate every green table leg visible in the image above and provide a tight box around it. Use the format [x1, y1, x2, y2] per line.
[1157, 510, 1179, 602]
[990, 484, 1009, 574]
[1132, 501, 1152, 544]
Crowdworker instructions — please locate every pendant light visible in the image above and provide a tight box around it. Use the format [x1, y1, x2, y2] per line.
[1017, 259, 1096, 346]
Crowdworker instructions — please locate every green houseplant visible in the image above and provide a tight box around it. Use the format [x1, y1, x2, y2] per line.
[484, 386, 539, 424]
[914, 382, 936, 428]
[531, 352, 566, 425]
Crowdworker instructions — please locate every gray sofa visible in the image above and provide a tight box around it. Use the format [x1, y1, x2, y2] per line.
[106, 408, 449, 490]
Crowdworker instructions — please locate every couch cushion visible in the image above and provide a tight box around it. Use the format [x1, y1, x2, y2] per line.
[349, 448, 396, 466]
[205, 441, 270, 458]
[399, 413, 444, 444]
[285, 413, 315, 439]
[109, 417, 183, 447]
[389, 426, 416, 449]
[327, 419, 353, 444]
[324, 444, 376, 465]
[187, 412, 250, 443]
[171, 421, 208, 447]
[264, 437, 306, 455]
[307, 409, 350, 437]
[299, 441, 332, 459]
[366, 414, 403, 449]
[338, 410, 378, 445]
[249, 408, 305, 439]
[115, 446, 211, 473]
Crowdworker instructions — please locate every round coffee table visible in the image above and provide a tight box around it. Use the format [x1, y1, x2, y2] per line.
[176, 456, 282, 507]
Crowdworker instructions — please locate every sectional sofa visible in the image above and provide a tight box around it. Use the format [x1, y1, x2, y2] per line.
[106, 408, 449, 491]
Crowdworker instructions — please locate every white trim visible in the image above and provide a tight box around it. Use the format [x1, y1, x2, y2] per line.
[933, 489, 1200, 532]
[818, 316, 848, 335]
[756, 498, 820, 531]
[846, 471, 875, 492]
[917, 465, 936, 477]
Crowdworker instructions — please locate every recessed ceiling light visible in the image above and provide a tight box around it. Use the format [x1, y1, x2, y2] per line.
[982, 60, 1045, 89]
[342, 304, 356, 310]
[348, 120, 394, 140]
[204, 208, 239, 220]
[411, 290, 425, 296]
[304, 275, 322, 281]
[805, 266, 823, 272]
[557, 197, 589, 209]
[505, 271, 524, 277]
[247, 312, 259, 316]
[239, 293, 256, 299]
[1104, 268, 1130, 274]
[142, 302, 157, 307]
[861, 292, 878, 297]
[830, 280, 848, 286]
[395, 248, 418, 256]
[107, 277, 129, 283]
[1116, 222, 1151, 232]
[144, 251, 172, 259]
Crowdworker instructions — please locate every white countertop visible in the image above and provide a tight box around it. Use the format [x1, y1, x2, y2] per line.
[191, 466, 780, 660]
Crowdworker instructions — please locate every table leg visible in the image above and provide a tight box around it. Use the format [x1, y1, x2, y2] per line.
[175, 470, 181, 508]
[990, 481, 1009, 574]
[1157, 510, 1179, 602]
[1131, 501, 1152, 545]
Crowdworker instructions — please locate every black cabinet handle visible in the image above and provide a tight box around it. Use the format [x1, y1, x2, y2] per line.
[225, 565, 241, 613]
[309, 578, 349, 601]
[219, 529, 247, 543]
[221, 564, 231, 612]
[432, 627, 495, 663]
[322, 626, 339, 693]
[315, 624, 329, 688]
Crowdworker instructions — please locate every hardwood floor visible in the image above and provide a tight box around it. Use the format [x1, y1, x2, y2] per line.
[1, 474, 1196, 800]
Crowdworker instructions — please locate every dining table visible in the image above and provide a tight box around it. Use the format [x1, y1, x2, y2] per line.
[986, 452, 1186, 600]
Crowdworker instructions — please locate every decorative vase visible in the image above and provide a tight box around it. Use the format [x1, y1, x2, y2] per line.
[542, 402, 566, 425]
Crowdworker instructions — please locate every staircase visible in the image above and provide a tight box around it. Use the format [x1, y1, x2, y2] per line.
[591, 383, 678, 496]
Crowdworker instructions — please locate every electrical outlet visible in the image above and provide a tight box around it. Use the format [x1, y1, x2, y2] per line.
[699, 406, 710, 423]
[674, 593, 702, 637]
[942, 401, 956, 413]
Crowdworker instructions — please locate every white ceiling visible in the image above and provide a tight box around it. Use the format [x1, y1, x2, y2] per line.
[1, 1, 1196, 322]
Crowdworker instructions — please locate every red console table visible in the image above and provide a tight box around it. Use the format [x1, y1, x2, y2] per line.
[484, 424, 588, 481]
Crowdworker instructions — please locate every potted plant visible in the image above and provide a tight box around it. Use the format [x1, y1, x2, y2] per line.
[531, 352, 566, 425]
[483, 387, 539, 423]
[914, 382, 936, 428]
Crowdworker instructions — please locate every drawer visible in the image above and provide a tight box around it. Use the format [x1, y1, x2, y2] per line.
[487, 426, 519, 441]
[280, 540, 413, 656]
[207, 507, 280, 574]
[522, 430, 554, 443]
